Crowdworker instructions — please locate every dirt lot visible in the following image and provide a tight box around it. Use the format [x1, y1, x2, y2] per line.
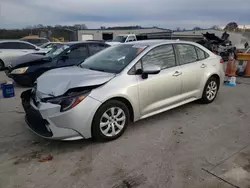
[1, 71, 250, 188]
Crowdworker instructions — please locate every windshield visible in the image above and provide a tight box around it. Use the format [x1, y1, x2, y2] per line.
[80, 44, 148, 73]
[112, 36, 127, 43]
[45, 44, 70, 58]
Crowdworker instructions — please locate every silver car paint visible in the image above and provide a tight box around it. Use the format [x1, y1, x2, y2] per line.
[32, 40, 224, 140]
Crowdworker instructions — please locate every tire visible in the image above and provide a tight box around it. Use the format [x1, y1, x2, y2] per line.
[92, 100, 130, 142]
[200, 77, 219, 104]
[0, 60, 4, 70]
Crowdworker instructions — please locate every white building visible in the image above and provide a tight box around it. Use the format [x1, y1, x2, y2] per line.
[77, 27, 170, 41]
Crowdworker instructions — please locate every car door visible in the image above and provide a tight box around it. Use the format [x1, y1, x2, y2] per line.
[135, 44, 182, 117]
[174, 44, 207, 100]
[57, 44, 89, 67]
[88, 43, 109, 56]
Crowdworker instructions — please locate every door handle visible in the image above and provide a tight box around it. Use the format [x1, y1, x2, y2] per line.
[201, 64, 207, 68]
[173, 71, 182, 76]
[22, 50, 28, 53]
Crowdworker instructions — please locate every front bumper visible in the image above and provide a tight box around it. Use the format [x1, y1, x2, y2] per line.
[21, 89, 101, 140]
[11, 74, 34, 86]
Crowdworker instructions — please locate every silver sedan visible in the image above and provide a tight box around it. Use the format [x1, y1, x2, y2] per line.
[21, 40, 225, 141]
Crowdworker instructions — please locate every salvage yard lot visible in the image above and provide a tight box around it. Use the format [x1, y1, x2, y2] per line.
[1, 71, 250, 188]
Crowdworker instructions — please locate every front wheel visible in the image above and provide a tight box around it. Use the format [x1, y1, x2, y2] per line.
[92, 100, 130, 141]
[200, 77, 219, 104]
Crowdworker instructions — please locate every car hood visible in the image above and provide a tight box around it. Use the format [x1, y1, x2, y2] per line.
[10, 53, 51, 68]
[37, 66, 116, 97]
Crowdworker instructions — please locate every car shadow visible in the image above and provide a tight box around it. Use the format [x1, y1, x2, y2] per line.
[33, 101, 202, 152]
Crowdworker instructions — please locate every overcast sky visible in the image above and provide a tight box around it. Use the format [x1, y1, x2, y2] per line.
[0, 0, 249, 29]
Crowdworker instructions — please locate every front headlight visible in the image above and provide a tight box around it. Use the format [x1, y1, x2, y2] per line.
[46, 93, 88, 112]
[11, 67, 29, 74]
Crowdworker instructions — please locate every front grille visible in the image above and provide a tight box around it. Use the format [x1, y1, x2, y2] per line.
[25, 112, 52, 137]
[22, 89, 53, 137]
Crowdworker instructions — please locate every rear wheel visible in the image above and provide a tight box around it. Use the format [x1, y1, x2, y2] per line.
[92, 100, 130, 141]
[0, 60, 4, 70]
[200, 77, 219, 104]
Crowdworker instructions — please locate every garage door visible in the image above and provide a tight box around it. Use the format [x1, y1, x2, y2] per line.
[81, 34, 94, 41]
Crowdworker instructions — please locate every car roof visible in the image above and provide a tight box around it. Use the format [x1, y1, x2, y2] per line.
[0, 40, 36, 44]
[125, 39, 201, 47]
[64, 41, 107, 46]
[20, 37, 48, 40]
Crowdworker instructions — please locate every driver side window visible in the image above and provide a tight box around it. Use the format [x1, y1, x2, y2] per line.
[142, 44, 176, 70]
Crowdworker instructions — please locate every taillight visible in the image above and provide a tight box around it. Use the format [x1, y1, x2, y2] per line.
[220, 59, 224, 63]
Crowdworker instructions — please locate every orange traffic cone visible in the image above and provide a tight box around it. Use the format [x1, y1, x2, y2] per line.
[225, 58, 232, 76]
[244, 61, 250, 77]
[230, 59, 237, 77]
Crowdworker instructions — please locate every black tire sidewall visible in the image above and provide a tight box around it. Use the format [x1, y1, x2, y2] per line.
[201, 77, 219, 103]
[0, 60, 4, 69]
[92, 100, 130, 141]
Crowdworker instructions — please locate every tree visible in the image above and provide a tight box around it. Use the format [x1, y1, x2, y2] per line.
[224, 22, 238, 31]
[176, 27, 181, 31]
[210, 25, 220, 30]
[193, 26, 202, 30]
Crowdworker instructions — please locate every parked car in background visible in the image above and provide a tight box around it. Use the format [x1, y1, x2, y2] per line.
[7, 41, 110, 86]
[21, 40, 224, 141]
[0, 40, 49, 70]
[20, 38, 50, 47]
[106, 34, 137, 46]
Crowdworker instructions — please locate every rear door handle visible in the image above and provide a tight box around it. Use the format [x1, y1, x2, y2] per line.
[173, 71, 182, 76]
[201, 64, 207, 68]
[22, 50, 28, 53]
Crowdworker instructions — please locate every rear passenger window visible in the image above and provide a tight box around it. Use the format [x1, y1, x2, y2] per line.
[142, 44, 176, 69]
[0, 42, 20, 49]
[68, 45, 88, 58]
[176, 44, 198, 65]
[89, 43, 107, 55]
[195, 47, 206, 60]
[18, 43, 35, 50]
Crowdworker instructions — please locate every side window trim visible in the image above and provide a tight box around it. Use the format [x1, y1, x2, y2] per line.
[128, 44, 177, 75]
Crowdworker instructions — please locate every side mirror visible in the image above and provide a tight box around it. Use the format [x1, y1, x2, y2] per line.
[35, 47, 40, 51]
[141, 65, 161, 79]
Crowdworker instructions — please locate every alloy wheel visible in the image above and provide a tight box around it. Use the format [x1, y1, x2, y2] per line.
[206, 81, 217, 101]
[100, 107, 126, 137]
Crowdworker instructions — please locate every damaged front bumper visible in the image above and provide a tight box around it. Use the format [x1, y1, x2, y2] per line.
[21, 89, 101, 140]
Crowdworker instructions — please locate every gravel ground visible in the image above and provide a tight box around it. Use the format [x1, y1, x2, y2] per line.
[1, 71, 250, 188]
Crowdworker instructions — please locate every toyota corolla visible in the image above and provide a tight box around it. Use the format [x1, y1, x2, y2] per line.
[21, 40, 224, 141]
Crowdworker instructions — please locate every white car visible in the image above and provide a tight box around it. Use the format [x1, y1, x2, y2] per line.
[0, 40, 49, 70]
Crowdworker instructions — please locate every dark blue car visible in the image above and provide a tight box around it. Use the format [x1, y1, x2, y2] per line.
[6, 41, 110, 86]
